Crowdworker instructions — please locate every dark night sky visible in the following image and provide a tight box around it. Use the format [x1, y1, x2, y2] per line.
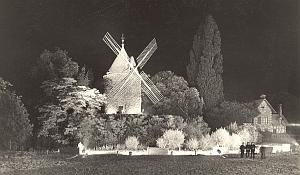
[0, 0, 299, 119]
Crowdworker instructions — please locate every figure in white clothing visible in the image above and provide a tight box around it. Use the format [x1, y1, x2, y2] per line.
[77, 142, 85, 155]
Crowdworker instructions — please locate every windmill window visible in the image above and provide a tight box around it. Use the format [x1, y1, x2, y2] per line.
[117, 106, 124, 114]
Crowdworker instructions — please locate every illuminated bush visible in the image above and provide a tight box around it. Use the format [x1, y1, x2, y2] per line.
[228, 133, 242, 150]
[156, 138, 167, 149]
[159, 129, 185, 150]
[198, 134, 214, 150]
[125, 136, 139, 150]
[211, 128, 231, 147]
[186, 138, 199, 150]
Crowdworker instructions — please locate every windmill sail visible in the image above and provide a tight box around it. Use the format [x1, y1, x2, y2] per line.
[103, 32, 163, 106]
[140, 71, 163, 104]
[136, 38, 157, 69]
[103, 32, 121, 55]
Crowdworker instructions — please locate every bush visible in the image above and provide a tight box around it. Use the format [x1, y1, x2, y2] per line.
[198, 134, 214, 150]
[211, 128, 230, 147]
[183, 116, 210, 140]
[159, 129, 185, 150]
[125, 136, 139, 150]
[186, 138, 198, 150]
[156, 138, 167, 149]
[228, 133, 242, 150]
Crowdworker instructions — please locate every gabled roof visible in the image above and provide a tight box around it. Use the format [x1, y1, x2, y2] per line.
[254, 97, 288, 125]
[108, 47, 130, 73]
[254, 98, 277, 113]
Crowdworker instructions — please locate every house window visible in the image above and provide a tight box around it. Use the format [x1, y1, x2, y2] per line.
[261, 117, 268, 124]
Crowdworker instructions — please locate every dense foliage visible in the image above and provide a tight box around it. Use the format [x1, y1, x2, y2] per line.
[143, 71, 204, 120]
[0, 78, 32, 150]
[50, 114, 210, 149]
[205, 101, 259, 129]
[38, 78, 106, 146]
[187, 15, 224, 110]
[31, 48, 79, 81]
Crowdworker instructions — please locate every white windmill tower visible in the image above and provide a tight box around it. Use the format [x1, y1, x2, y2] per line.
[102, 32, 163, 114]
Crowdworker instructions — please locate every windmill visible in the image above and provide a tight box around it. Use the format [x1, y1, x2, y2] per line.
[102, 32, 163, 114]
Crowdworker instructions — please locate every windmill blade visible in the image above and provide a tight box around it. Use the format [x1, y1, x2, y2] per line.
[107, 73, 140, 102]
[136, 38, 157, 69]
[107, 72, 132, 99]
[140, 71, 163, 104]
[107, 48, 163, 104]
[103, 32, 121, 55]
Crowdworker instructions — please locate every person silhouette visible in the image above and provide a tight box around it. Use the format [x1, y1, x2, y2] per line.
[245, 142, 251, 158]
[250, 142, 256, 159]
[240, 142, 245, 158]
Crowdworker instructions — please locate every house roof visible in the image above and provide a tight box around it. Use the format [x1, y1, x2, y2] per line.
[254, 98, 277, 113]
[254, 97, 288, 125]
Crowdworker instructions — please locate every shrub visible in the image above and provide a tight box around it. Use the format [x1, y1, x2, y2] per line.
[228, 133, 242, 150]
[156, 138, 167, 148]
[160, 129, 185, 150]
[183, 116, 210, 140]
[237, 128, 251, 143]
[211, 128, 230, 147]
[125, 136, 139, 150]
[198, 134, 214, 150]
[238, 124, 261, 143]
[186, 138, 199, 150]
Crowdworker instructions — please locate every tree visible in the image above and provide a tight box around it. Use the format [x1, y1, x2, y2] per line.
[77, 65, 93, 87]
[38, 78, 106, 145]
[31, 48, 79, 82]
[0, 78, 32, 150]
[124, 115, 147, 144]
[77, 116, 95, 148]
[143, 71, 203, 119]
[183, 116, 210, 140]
[187, 14, 224, 110]
[205, 101, 259, 130]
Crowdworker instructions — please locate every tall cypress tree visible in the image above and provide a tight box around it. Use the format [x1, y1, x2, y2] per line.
[187, 15, 224, 110]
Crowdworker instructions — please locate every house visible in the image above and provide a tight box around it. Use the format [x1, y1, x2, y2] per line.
[252, 94, 288, 133]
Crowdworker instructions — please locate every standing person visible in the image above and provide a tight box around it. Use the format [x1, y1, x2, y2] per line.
[77, 142, 85, 155]
[245, 142, 251, 158]
[239, 142, 245, 158]
[250, 142, 256, 159]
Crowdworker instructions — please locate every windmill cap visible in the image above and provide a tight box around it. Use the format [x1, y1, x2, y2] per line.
[260, 94, 267, 99]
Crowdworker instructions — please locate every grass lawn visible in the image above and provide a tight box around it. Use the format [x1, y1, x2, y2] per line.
[1, 152, 299, 175]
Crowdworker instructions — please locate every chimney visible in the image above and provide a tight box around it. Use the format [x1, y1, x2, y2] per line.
[279, 104, 283, 116]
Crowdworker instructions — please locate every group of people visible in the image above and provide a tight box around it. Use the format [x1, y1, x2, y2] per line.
[240, 142, 256, 159]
